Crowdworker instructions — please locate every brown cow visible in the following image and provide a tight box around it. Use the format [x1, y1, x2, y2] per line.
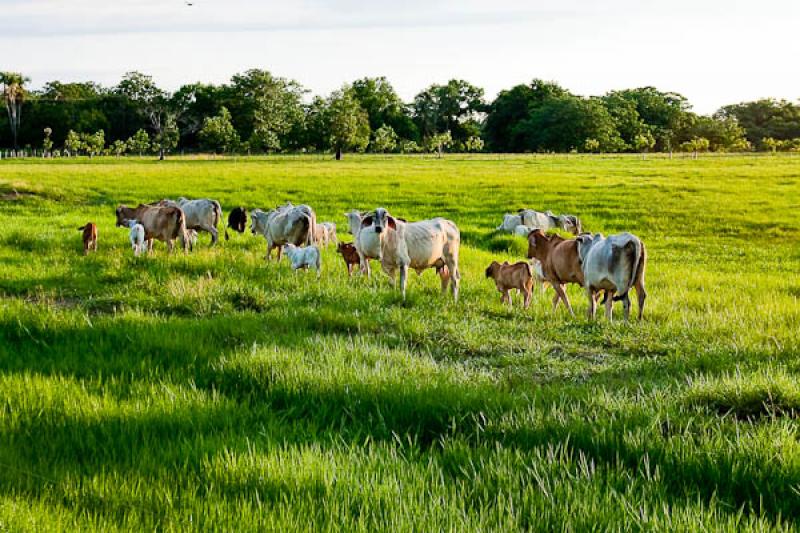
[527, 229, 584, 314]
[485, 260, 534, 308]
[78, 222, 98, 255]
[336, 242, 361, 276]
[115, 204, 188, 253]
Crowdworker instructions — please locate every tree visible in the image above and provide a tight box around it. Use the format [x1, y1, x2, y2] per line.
[680, 137, 710, 158]
[84, 130, 105, 157]
[605, 87, 694, 151]
[198, 106, 240, 153]
[413, 80, 484, 145]
[110, 139, 127, 156]
[513, 96, 625, 153]
[1, 72, 31, 150]
[689, 115, 748, 152]
[761, 137, 779, 153]
[325, 87, 370, 160]
[584, 138, 600, 153]
[126, 129, 150, 156]
[64, 130, 83, 155]
[633, 131, 656, 156]
[42, 127, 53, 156]
[717, 99, 800, 149]
[370, 124, 398, 153]
[425, 131, 453, 158]
[349, 77, 417, 142]
[227, 69, 305, 152]
[465, 136, 485, 152]
[483, 80, 570, 152]
[151, 115, 179, 159]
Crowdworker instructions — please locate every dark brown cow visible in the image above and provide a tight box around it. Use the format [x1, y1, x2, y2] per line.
[336, 242, 361, 276]
[78, 222, 98, 255]
[226, 207, 247, 240]
[115, 204, 188, 253]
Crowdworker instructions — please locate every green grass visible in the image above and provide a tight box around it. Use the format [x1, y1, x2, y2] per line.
[0, 153, 799, 531]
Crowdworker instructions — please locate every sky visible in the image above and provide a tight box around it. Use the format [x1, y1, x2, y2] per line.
[4, 0, 799, 114]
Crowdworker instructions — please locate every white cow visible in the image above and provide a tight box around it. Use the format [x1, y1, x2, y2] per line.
[160, 197, 223, 245]
[498, 210, 582, 235]
[514, 225, 534, 238]
[319, 222, 338, 245]
[346, 210, 382, 277]
[283, 244, 321, 276]
[126, 219, 146, 256]
[497, 213, 523, 232]
[575, 232, 647, 321]
[250, 203, 316, 261]
[366, 207, 461, 301]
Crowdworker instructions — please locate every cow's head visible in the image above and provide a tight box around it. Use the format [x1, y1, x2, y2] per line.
[526, 229, 550, 260]
[575, 233, 602, 263]
[250, 210, 265, 236]
[115, 206, 127, 227]
[560, 215, 582, 235]
[485, 261, 501, 279]
[367, 207, 397, 234]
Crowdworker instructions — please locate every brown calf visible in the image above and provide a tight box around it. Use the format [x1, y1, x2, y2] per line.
[527, 229, 584, 314]
[115, 204, 188, 253]
[485, 261, 534, 308]
[79, 223, 98, 255]
[336, 242, 361, 276]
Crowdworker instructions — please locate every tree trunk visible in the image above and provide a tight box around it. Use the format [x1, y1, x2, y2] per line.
[335, 147, 342, 161]
[159, 148, 165, 161]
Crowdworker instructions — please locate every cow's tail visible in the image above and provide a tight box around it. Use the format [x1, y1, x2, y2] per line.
[525, 261, 534, 279]
[210, 200, 228, 242]
[613, 238, 642, 302]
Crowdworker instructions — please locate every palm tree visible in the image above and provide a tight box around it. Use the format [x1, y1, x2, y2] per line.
[1, 72, 31, 151]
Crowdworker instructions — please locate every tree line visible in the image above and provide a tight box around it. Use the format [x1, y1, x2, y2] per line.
[2, 70, 800, 157]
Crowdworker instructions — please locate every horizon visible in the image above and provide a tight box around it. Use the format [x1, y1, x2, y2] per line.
[5, 0, 800, 114]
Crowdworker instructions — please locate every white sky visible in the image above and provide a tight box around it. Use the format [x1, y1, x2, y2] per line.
[4, 0, 799, 114]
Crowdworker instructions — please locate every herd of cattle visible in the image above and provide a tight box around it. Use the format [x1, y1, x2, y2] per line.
[77, 200, 647, 321]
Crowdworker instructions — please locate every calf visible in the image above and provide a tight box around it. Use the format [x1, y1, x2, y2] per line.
[226, 206, 247, 240]
[485, 261, 534, 308]
[125, 219, 146, 256]
[115, 204, 188, 253]
[526, 229, 583, 314]
[79, 223, 98, 255]
[336, 242, 361, 276]
[282, 244, 321, 276]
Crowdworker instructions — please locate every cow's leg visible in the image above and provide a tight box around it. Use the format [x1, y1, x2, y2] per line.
[586, 287, 597, 320]
[209, 226, 219, 246]
[622, 294, 632, 322]
[167, 239, 174, 254]
[605, 290, 614, 322]
[399, 264, 409, 301]
[551, 290, 560, 310]
[523, 284, 532, 309]
[636, 281, 647, 320]
[438, 266, 450, 295]
[554, 284, 574, 315]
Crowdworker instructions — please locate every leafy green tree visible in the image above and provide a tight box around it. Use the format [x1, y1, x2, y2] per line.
[64, 130, 83, 155]
[152, 116, 179, 158]
[349, 77, 417, 142]
[761, 137, 779, 153]
[110, 139, 127, 156]
[1, 72, 31, 150]
[605, 87, 694, 151]
[718, 99, 800, 148]
[370, 124, 398, 153]
[42, 127, 53, 155]
[227, 69, 305, 152]
[633, 131, 656, 155]
[483, 80, 570, 152]
[680, 137, 710, 158]
[413, 80, 484, 145]
[198, 106, 240, 153]
[84, 130, 105, 157]
[126, 129, 151, 156]
[514, 96, 625, 153]
[465, 136, 485, 152]
[584, 138, 600, 153]
[325, 87, 370, 160]
[400, 140, 422, 153]
[425, 130, 453, 158]
[689, 115, 748, 152]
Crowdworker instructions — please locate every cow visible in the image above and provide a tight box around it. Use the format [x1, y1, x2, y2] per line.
[526, 229, 584, 314]
[319, 222, 338, 246]
[159, 197, 223, 245]
[115, 204, 188, 253]
[250, 202, 316, 261]
[226, 206, 247, 240]
[499, 210, 582, 235]
[365, 207, 461, 301]
[336, 242, 361, 276]
[125, 219, 146, 256]
[78, 223, 98, 255]
[283, 244, 321, 276]
[346, 210, 381, 277]
[514, 225, 534, 238]
[575, 233, 647, 321]
[485, 261, 534, 309]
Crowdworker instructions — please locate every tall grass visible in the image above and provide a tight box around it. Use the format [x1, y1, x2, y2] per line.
[0, 154, 798, 530]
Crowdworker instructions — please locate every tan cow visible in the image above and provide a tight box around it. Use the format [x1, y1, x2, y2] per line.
[116, 204, 188, 253]
[526, 229, 584, 314]
[485, 261, 534, 308]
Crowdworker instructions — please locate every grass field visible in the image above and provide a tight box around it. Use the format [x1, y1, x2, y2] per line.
[1, 154, 799, 531]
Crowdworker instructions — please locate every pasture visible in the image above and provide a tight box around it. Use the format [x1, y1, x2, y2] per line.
[0, 154, 799, 530]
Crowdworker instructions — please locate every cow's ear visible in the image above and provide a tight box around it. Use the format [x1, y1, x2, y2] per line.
[361, 216, 373, 227]
[387, 216, 397, 230]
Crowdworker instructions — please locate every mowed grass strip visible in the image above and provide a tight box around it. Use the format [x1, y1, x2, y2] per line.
[0, 154, 799, 530]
